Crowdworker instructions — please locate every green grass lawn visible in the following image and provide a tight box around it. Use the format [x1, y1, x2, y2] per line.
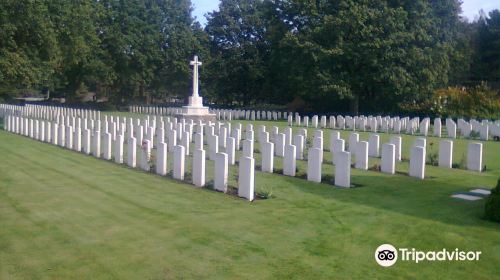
[1, 115, 499, 279]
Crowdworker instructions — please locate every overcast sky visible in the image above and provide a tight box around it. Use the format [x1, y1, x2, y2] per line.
[191, 0, 500, 25]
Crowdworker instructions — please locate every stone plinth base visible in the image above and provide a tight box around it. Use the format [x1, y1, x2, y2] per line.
[182, 105, 210, 115]
[175, 103, 216, 123]
[175, 112, 217, 123]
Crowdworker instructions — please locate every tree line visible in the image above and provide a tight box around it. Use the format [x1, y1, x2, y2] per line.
[0, 0, 499, 115]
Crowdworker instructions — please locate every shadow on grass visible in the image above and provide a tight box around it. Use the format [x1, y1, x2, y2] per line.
[279, 174, 500, 229]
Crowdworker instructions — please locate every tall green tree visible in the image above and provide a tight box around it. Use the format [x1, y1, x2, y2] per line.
[205, 0, 269, 106]
[268, 0, 462, 114]
[0, 0, 59, 98]
[96, 0, 205, 103]
[472, 9, 500, 85]
[47, 0, 104, 101]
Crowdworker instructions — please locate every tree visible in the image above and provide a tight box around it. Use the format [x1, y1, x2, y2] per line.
[267, 0, 462, 114]
[472, 9, 500, 85]
[0, 0, 59, 98]
[485, 178, 500, 223]
[47, 0, 104, 101]
[205, 0, 269, 106]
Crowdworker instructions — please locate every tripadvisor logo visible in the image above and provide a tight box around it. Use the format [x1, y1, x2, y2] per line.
[375, 244, 398, 267]
[375, 244, 482, 267]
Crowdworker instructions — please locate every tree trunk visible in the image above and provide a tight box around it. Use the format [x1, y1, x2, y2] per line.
[140, 84, 149, 105]
[349, 94, 359, 115]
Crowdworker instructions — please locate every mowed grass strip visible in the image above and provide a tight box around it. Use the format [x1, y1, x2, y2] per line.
[0, 127, 499, 279]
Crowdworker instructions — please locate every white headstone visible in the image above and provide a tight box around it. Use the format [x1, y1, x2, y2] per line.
[45, 122, 52, 143]
[157, 128, 165, 146]
[127, 137, 137, 167]
[414, 138, 426, 148]
[214, 153, 228, 192]
[409, 146, 426, 179]
[182, 131, 190, 155]
[480, 125, 489, 140]
[355, 141, 368, 170]
[467, 143, 482, 172]
[261, 141, 274, 173]
[311, 115, 318, 128]
[34, 120, 40, 139]
[156, 142, 168, 175]
[390, 136, 402, 161]
[167, 130, 177, 152]
[194, 132, 204, 150]
[348, 133, 359, 152]
[284, 127, 292, 145]
[92, 131, 101, 158]
[307, 148, 322, 183]
[140, 140, 151, 171]
[65, 126, 73, 150]
[173, 145, 186, 180]
[242, 139, 254, 158]
[74, 127, 82, 152]
[103, 132, 112, 160]
[320, 116, 327, 128]
[293, 134, 304, 160]
[448, 121, 457, 139]
[39, 121, 45, 141]
[313, 137, 323, 163]
[238, 156, 255, 201]
[58, 124, 65, 147]
[83, 128, 91, 154]
[220, 126, 227, 148]
[335, 151, 351, 188]
[283, 145, 296, 176]
[208, 134, 218, 160]
[438, 140, 453, 168]
[114, 134, 124, 164]
[368, 134, 379, 157]
[329, 131, 340, 152]
[192, 149, 206, 187]
[226, 137, 236, 165]
[275, 133, 285, 157]
[381, 143, 395, 174]
[331, 138, 345, 165]
[29, 119, 34, 138]
[434, 118, 441, 137]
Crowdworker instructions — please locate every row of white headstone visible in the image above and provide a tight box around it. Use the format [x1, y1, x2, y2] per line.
[1, 104, 101, 121]
[2, 113, 256, 201]
[127, 105, 499, 141]
[287, 115, 496, 141]
[129, 105, 289, 122]
[4, 104, 497, 141]
[0, 104, 486, 185]
[242, 125, 483, 184]
[3, 106, 352, 188]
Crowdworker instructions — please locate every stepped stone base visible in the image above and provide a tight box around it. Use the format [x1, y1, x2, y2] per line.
[175, 105, 216, 123]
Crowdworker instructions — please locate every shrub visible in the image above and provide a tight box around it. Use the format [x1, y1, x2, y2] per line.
[400, 82, 500, 119]
[485, 178, 500, 223]
[458, 153, 467, 169]
[427, 151, 438, 166]
[256, 186, 274, 199]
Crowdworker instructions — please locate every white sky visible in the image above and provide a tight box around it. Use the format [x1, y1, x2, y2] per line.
[461, 0, 500, 21]
[191, 0, 219, 25]
[191, 0, 500, 25]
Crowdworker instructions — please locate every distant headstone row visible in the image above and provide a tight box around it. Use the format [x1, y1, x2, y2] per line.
[128, 105, 500, 141]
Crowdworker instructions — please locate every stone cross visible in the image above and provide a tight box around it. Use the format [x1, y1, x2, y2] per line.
[190, 55, 202, 97]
